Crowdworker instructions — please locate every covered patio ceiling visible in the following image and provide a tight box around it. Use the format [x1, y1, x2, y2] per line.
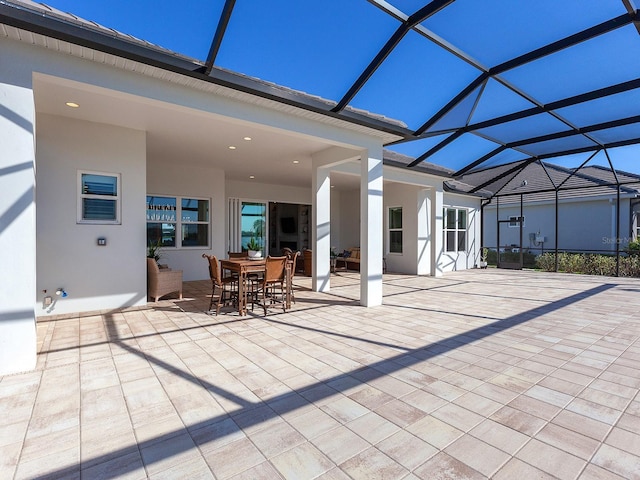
[2, 0, 640, 186]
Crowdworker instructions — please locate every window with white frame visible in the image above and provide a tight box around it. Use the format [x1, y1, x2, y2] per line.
[509, 215, 525, 227]
[147, 195, 209, 248]
[444, 207, 467, 252]
[388, 206, 403, 254]
[78, 171, 121, 224]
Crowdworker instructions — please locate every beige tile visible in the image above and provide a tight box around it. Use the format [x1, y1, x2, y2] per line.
[14, 445, 80, 480]
[508, 394, 561, 421]
[444, 434, 510, 477]
[406, 416, 463, 450]
[566, 397, 623, 424]
[579, 463, 630, 480]
[249, 419, 306, 458]
[376, 430, 438, 470]
[190, 416, 246, 454]
[490, 405, 546, 436]
[140, 431, 202, 477]
[346, 412, 400, 444]
[0, 441, 22, 480]
[413, 452, 485, 480]
[431, 403, 484, 432]
[400, 388, 447, 413]
[148, 456, 214, 480]
[605, 427, 640, 457]
[321, 396, 370, 423]
[312, 425, 370, 465]
[535, 422, 600, 460]
[493, 458, 557, 480]
[374, 399, 427, 427]
[348, 385, 395, 410]
[80, 451, 147, 480]
[228, 461, 283, 480]
[469, 419, 529, 454]
[592, 443, 640, 480]
[203, 436, 266, 479]
[286, 407, 342, 440]
[339, 447, 407, 480]
[270, 442, 334, 479]
[551, 409, 611, 441]
[516, 438, 587, 480]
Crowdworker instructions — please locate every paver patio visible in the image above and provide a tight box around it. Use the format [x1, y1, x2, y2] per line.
[1, 269, 639, 479]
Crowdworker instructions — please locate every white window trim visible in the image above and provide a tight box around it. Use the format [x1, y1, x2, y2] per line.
[508, 215, 525, 228]
[77, 170, 121, 225]
[388, 206, 403, 255]
[444, 207, 468, 253]
[147, 194, 211, 249]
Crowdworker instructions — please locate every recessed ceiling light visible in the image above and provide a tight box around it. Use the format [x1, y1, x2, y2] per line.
[293, 160, 299, 164]
[65, 102, 79, 108]
[243, 136, 252, 141]
[228, 145, 237, 150]
[249, 175, 255, 179]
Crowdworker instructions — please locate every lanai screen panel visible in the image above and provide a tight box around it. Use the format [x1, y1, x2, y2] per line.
[19, 0, 640, 179]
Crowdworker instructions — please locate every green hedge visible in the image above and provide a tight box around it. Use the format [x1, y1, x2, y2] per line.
[535, 252, 640, 277]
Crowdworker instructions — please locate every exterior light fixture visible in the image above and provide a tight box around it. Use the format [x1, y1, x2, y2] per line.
[65, 102, 79, 108]
[249, 175, 255, 179]
[293, 160, 299, 164]
[228, 145, 237, 150]
[243, 136, 252, 141]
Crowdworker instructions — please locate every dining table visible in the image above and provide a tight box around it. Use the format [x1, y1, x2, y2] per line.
[220, 257, 292, 316]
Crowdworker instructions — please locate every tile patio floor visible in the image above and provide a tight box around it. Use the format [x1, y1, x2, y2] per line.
[2, 269, 640, 479]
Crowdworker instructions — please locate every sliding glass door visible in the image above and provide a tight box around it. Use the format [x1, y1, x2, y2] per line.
[240, 201, 266, 252]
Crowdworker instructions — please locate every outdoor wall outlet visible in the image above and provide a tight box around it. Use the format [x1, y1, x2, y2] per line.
[97, 237, 107, 246]
[44, 296, 53, 306]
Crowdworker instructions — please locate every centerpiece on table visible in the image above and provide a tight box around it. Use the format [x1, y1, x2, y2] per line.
[246, 236, 262, 259]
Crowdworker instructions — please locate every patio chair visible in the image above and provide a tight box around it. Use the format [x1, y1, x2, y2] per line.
[256, 255, 287, 315]
[147, 258, 183, 302]
[202, 254, 238, 315]
[283, 249, 300, 304]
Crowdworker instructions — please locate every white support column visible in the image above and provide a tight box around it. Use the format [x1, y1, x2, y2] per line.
[360, 146, 384, 306]
[312, 164, 332, 292]
[416, 189, 430, 275]
[0, 59, 37, 374]
[430, 187, 444, 277]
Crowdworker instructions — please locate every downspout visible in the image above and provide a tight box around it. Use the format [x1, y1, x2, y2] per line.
[496, 196, 500, 268]
[555, 189, 559, 272]
[616, 186, 620, 277]
[520, 193, 524, 268]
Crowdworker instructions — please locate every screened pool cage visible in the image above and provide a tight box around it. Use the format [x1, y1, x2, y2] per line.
[3, 0, 640, 275]
[458, 155, 640, 276]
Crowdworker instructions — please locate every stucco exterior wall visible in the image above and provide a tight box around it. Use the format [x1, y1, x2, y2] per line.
[36, 114, 147, 316]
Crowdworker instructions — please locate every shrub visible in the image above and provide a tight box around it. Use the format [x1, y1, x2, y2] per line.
[627, 240, 640, 255]
[535, 253, 556, 272]
[535, 252, 640, 277]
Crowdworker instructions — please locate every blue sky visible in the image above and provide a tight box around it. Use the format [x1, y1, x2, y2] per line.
[40, 0, 640, 174]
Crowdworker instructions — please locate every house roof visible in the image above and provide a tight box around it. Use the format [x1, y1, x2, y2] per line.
[456, 160, 640, 204]
[1, 0, 639, 181]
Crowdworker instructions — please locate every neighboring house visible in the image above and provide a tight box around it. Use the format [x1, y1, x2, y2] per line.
[0, 1, 483, 374]
[459, 161, 640, 256]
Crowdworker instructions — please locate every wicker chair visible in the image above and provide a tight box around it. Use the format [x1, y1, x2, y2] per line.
[282, 249, 299, 304]
[256, 256, 287, 315]
[147, 258, 183, 302]
[202, 254, 237, 315]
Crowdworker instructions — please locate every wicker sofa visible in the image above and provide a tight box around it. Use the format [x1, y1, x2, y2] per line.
[147, 258, 183, 302]
[338, 247, 361, 271]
